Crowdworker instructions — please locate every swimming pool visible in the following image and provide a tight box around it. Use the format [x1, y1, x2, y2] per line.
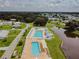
[31, 42, 40, 56]
[33, 30, 43, 38]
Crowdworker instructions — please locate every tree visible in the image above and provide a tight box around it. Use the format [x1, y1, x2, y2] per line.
[25, 17, 34, 23]
[65, 20, 79, 31]
[34, 16, 48, 26]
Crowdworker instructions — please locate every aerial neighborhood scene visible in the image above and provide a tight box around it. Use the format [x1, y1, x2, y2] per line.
[0, 0, 79, 59]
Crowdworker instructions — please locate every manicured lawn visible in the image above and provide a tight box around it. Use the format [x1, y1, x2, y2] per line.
[0, 50, 5, 57]
[0, 25, 12, 30]
[45, 28, 65, 59]
[11, 26, 32, 59]
[17, 23, 26, 29]
[0, 22, 26, 30]
[0, 30, 20, 47]
[46, 22, 53, 28]
[50, 21, 65, 28]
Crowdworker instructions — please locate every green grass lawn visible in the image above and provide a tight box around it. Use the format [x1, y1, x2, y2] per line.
[11, 26, 32, 59]
[0, 50, 5, 57]
[45, 28, 65, 59]
[50, 20, 65, 28]
[0, 22, 26, 30]
[17, 23, 26, 29]
[20, 23, 26, 29]
[0, 25, 12, 30]
[0, 30, 20, 47]
[46, 22, 53, 28]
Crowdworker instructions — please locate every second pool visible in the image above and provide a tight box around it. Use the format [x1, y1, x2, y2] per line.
[31, 42, 40, 56]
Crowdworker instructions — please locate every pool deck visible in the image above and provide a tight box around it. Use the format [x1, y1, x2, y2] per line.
[21, 38, 49, 59]
[21, 28, 50, 59]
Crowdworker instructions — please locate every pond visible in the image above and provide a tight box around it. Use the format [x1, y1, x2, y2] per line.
[52, 27, 79, 59]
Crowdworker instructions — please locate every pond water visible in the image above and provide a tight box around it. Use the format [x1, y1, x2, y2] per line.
[52, 27, 79, 59]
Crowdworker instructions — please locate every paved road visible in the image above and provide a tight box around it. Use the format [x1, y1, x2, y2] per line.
[52, 27, 79, 59]
[0, 24, 30, 59]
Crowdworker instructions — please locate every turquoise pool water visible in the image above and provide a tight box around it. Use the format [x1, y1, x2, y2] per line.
[33, 30, 43, 38]
[31, 42, 40, 56]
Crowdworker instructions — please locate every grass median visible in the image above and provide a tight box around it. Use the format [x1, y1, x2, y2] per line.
[11, 26, 32, 59]
[0, 25, 12, 30]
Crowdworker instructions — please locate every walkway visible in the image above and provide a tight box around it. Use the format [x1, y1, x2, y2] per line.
[52, 27, 79, 59]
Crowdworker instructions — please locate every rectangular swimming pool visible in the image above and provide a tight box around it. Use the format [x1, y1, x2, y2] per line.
[31, 42, 40, 56]
[33, 30, 43, 38]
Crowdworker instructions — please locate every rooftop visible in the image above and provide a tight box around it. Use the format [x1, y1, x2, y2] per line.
[0, 30, 9, 39]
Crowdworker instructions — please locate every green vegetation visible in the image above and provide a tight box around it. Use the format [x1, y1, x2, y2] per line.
[46, 28, 65, 59]
[72, 30, 79, 36]
[0, 50, 5, 57]
[46, 21, 65, 59]
[46, 22, 53, 28]
[0, 22, 26, 30]
[50, 20, 65, 28]
[20, 23, 26, 29]
[16, 23, 26, 29]
[33, 16, 48, 26]
[0, 25, 12, 30]
[0, 30, 20, 47]
[46, 20, 65, 30]
[65, 20, 79, 31]
[65, 20, 79, 37]
[11, 25, 32, 59]
[25, 17, 34, 23]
